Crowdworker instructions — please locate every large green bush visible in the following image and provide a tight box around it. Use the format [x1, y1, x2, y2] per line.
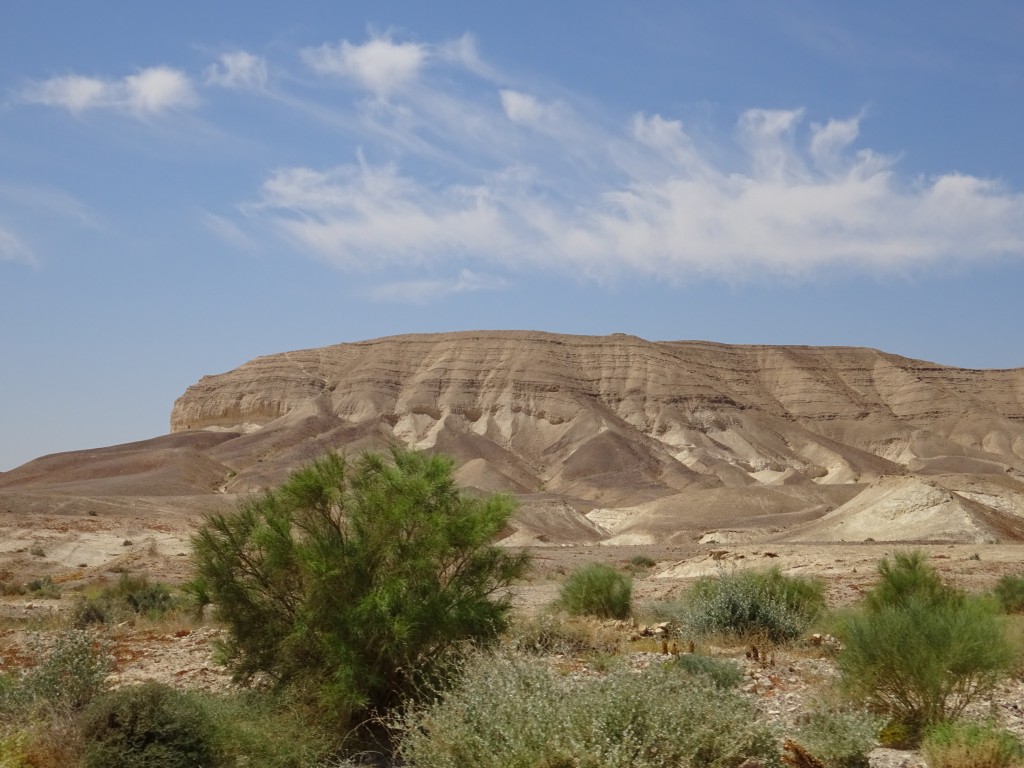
[683, 566, 825, 642]
[558, 563, 633, 619]
[839, 552, 1014, 742]
[191, 447, 530, 722]
[397, 652, 780, 767]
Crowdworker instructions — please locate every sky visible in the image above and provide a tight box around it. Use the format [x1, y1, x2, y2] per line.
[2, 1, 1023, 471]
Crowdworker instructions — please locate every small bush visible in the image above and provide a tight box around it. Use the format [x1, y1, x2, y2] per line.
[684, 566, 825, 643]
[670, 653, 744, 689]
[0, 577, 27, 596]
[922, 719, 1024, 768]
[397, 652, 781, 768]
[26, 577, 60, 600]
[791, 702, 881, 768]
[626, 555, 656, 574]
[558, 563, 633, 619]
[507, 614, 621, 656]
[0, 629, 111, 715]
[81, 682, 215, 768]
[72, 575, 177, 627]
[840, 551, 1014, 743]
[995, 574, 1024, 614]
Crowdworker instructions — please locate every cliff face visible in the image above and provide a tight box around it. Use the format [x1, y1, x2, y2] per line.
[170, 332, 1024, 489]
[6, 332, 1024, 544]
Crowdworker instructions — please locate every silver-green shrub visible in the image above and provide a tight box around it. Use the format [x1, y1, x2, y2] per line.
[0, 629, 111, 715]
[792, 702, 880, 768]
[683, 566, 825, 643]
[398, 652, 780, 767]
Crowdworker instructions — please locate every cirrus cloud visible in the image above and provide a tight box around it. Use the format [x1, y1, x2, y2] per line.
[368, 269, 509, 303]
[243, 107, 1024, 282]
[0, 226, 34, 264]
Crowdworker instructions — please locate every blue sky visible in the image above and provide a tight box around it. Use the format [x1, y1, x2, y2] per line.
[2, 1, 1023, 470]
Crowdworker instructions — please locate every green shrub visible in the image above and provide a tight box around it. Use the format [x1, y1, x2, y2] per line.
[791, 702, 881, 768]
[81, 682, 215, 768]
[558, 563, 633, 619]
[995, 574, 1024, 614]
[838, 593, 1013, 743]
[864, 550, 955, 612]
[669, 653, 744, 689]
[397, 652, 781, 768]
[922, 719, 1024, 768]
[683, 566, 825, 643]
[191, 448, 530, 723]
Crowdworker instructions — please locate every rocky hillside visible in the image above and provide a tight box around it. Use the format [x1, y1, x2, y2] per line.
[4, 332, 1024, 544]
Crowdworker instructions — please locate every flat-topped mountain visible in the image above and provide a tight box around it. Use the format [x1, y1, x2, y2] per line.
[5, 332, 1024, 545]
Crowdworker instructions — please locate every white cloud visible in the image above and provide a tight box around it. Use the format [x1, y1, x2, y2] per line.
[22, 75, 108, 114]
[302, 35, 425, 97]
[249, 158, 512, 268]
[205, 51, 267, 90]
[0, 226, 34, 264]
[227, 36, 1024, 283]
[368, 269, 509, 303]
[23, 66, 196, 116]
[809, 115, 861, 171]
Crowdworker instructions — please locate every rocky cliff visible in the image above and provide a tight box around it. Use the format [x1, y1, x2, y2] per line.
[6, 332, 1024, 544]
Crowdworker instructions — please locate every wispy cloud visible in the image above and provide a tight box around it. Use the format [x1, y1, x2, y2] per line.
[0, 226, 34, 264]
[500, 90, 573, 136]
[200, 211, 259, 251]
[224, 33, 1024, 284]
[205, 51, 267, 90]
[368, 269, 509, 303]
[0, 183, 101, 229]
[22, 66, 197, 116]
[248, 157, 513, 269]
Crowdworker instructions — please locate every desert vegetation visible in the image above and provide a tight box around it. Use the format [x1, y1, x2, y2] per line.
[837, 551, 1015, 745]
[5, 450, 1024, 766]
[557, 562, 633, 619]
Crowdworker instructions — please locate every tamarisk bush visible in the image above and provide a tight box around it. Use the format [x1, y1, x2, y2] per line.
[191, 447, 530, 723]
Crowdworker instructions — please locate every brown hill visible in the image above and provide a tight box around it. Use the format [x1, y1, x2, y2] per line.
[4, 331, 1024, 548]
